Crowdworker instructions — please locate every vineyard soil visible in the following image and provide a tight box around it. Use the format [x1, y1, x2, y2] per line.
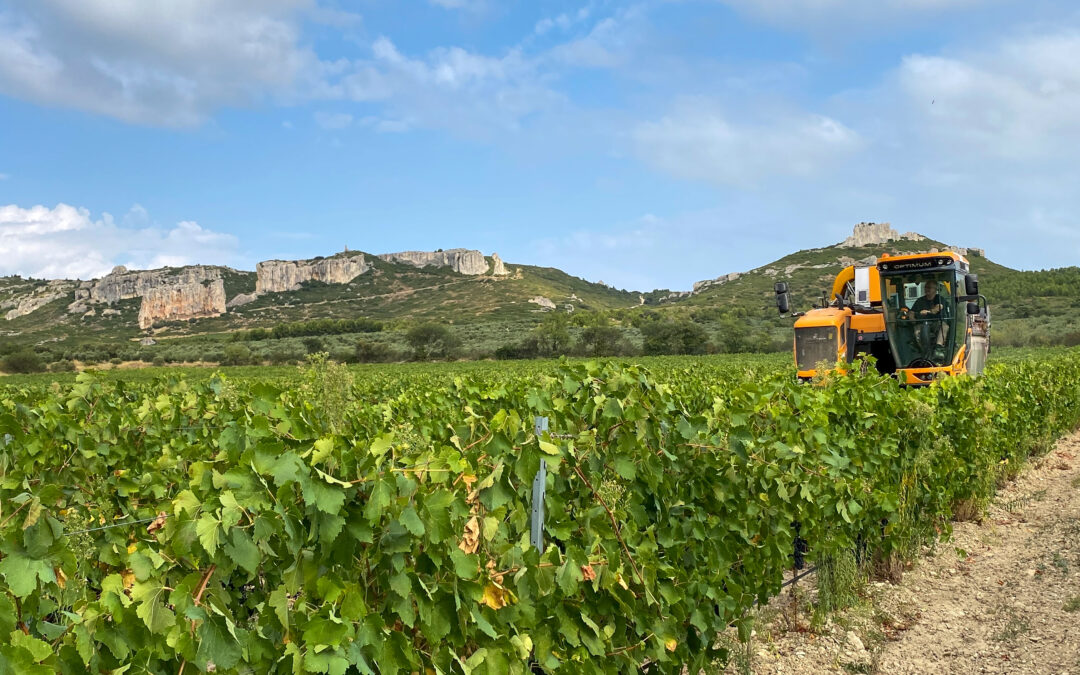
[743, 431, 1080, 675]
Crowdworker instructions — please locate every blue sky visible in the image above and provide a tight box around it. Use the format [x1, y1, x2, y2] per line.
[0, 0, 1078, 291]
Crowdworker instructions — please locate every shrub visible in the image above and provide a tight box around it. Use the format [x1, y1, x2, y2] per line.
[330, 348, 355, 364]
[1, 350, 46, 374]
[495, 337, 540, 360]
[577, 322, 628, 356]
[269, 347, 303, 365]
[50, 359, 76, 373]
[406, 323, 460, 361]
[354, 340, 394, 363]
[641, 319, 710, 355]
[151, 356, 166, 367]
[221, 344, 252, 366]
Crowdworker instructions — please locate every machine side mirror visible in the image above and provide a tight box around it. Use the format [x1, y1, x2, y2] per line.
[774, 282, 790, 314]
[965, 274, 979, 296]
[967, 301, 980, 315]
[777, 293, 790, 314]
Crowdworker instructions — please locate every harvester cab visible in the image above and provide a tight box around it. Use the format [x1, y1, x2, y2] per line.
[776, 250, 990, 385]
[877, 252, 990, 384]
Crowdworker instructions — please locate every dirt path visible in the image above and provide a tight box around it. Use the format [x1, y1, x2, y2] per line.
[737, 432, 1080, 675]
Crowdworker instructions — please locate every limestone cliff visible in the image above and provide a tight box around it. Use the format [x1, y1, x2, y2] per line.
[378, 249, 489, 275]
[255, 254, 371, 294]
[79, 265, 223, 306]
[3, 280, 75, 320]
[138, 279, 226, 329]
[840, 222, 925, 248]
[491, 253, 509, 276]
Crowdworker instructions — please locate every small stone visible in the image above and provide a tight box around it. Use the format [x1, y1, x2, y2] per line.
[846, 631, 865, 653]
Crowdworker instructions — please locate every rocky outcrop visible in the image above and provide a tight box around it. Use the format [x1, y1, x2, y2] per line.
[79, 265, 222, 306]
[692, 272, 742, 294]
[3, 280, 73, 320]
[226, 293, 259, 309]
[948, 246, 986, 258]
[138, 279, 226, 329]
[529, 296, 556, 310]
[491, 253, 509, 276]
[255, 254, 370, 294]
[378, 249, 489, 275]
[840, 222, 925, 248]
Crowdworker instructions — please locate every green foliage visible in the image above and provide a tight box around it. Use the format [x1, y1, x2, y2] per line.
[49, 359, 76, 373]
[300, 352, 355, 434]
[302, 337, 325, 355]
[406, 322, 461, 361]
[1, 350, 46, 374]
[233, 317, 383, 342]
[641, 319, 710, 355]
[577, 316, 630, 356]
[535, 313, 572, 355]
[0, 349, 1078, 672]
[815, 551, 861, 615]
[221, 343, 253, 366]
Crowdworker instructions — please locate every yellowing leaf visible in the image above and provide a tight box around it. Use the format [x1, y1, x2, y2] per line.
[481, 584, 508, 610]
[22, 498, 42, 530]
[122, 569, 136, 590]
[665, 638, 677, 652]
[127, 543, 138, 554]
[311, 437, 335, 465]
[55, 567, 67, 590]
[458, 516, 480, 555]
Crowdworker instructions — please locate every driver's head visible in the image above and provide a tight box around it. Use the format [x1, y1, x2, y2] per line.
[924, 280, 938, 299]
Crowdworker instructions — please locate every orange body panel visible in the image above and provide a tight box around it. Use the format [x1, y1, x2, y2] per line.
[849, 313, 885, 333]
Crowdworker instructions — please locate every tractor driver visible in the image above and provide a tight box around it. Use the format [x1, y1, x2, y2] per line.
[911, 279, 951, 347]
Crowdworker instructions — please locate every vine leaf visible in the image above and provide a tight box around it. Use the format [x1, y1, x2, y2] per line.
[458, 516, 480, 554]
[132, 580, 175, 634]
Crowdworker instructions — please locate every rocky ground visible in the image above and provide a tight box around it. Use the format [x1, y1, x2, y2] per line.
[726, 432, 1080, 675]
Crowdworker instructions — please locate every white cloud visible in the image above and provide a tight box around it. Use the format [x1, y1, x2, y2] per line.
[534, 4, 594, 36]
[542, 4, 649, 69]
[0, 203, 238, 279]
[330, 36, 564, 136]
[718, 0, 988, 28]
[893, 30, 1080, 160]
[0, 1, 322, 126]
[314, 111, 353, 129]
[633, 101, 861, 186]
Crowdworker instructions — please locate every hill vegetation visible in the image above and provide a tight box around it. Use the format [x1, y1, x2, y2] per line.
[1, 230, 1078, 373]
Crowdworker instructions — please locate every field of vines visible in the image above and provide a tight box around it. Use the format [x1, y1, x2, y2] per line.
[1, 348, 1079, 674]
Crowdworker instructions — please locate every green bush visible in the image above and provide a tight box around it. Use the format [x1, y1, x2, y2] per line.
[641, 319, 710, 355]
[221, 344, 252, 366]
[49, 359, 76, 373]
[406, 322, 461, 361]
[354, 340, 394, 363]
[1, 350, 46, 374]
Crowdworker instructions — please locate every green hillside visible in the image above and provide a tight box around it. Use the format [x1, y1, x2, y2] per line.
[2, 233, 1078, 372]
